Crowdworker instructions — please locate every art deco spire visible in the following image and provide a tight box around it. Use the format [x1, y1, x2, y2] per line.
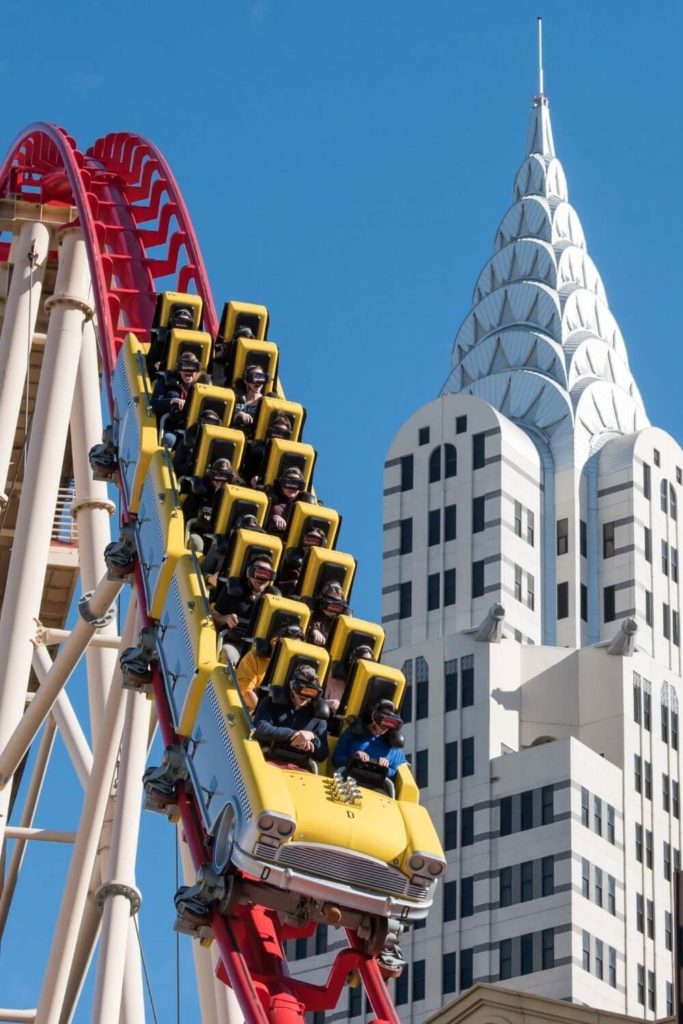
[441, 34, 648, 468]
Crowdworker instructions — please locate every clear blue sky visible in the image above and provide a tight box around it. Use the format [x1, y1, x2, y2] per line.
[1, 0, 682, 1018]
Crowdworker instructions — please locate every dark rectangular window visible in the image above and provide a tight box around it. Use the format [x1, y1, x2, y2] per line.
[428, 508, 440, 547]
[673, 711, 679, 750]
[315, 924, 328, 956]
[460, 877, 473, 917]
[400, 684, 412, 724]
[609, 947, 617, 988]
[461, 806, 474, 846]
[427, 573, 440, 611]
[399, 582, 412, 619]
[514, 500, 523, 537]
[521, 790, 533, 830]
[663, 772, 671, 811]
[472, 433, 486, 469]
[445, 741, 458, 782]
[644, 760, 651, 799]
[472, 496, 486, 533]
[583, 931, 590, 971]
[520, 933, 533, 975]
[634, 753, 642, 793]
[595, 866, 603, 907]
[416, 680, 429, 720]
[542, 855, 554, 896]
[399, 518, 413, 555]
[557, 517, 569, 555]
[500, 796, 512, 836]
[443, 881, 457, 922]
[595, 939, 604, 980]
[499, 866, 512, 907]
[644, 689, 651, 730]
[400, 455, 413, 492]
[668, 981, 674, 1015]
[461, 737, 474, 777]
[648, 969, 655, 1012]
[445, 659, 458, 711]
[666, 909, 673, 950]
[674, 610, 680, 647]
[412, 959, 425, 1002]
[637, 964, 645, 1005]
[580, 519, 587, 557]
[444, 569, 456, 606]
[455, 415, 467, 434]
[672, 547, 679, 583]
[664, 841, 671, 880]
[459, 949, 473, 991]
[444, 810, 458, 849]
[418, 426, 430, 446]
[582, 858, 590, 898]
[635, 822, 643, 862]
[607, 804, 615, 843]
[647, 898, 654, 939]
[415, 750, 429, 788]
[542, 929, 555, 970]
[581, 787, 589, 826]
[664, 602, 670, 639]
[674, 779, 680, 818]
[521, 860, 533, 902]
[636, 892, 644, 932]
[461, 655, 474, 706]
[349, 984, 362, 1016]
[499, 939, 512, 980]
[643, 462, 651, 499]
[580, 583, 588, 622]
[395, 969, 408, 1005]
[295, 937, 307, 959]
[646, 828, 653, 868]
[603, 521, 615, 558]
[645, 590, 653, 625]
[644, 526, 652, 562]
[541, 785, 554, 824]
[557, 581, 569, 619]
[608, 874, 616, 915]
[604, 585, 616, 623]
[472, 560, 485, 598]
[444, 504, 457, 541]
[442, 952, 456, 994]
[662, 539, 670, 576]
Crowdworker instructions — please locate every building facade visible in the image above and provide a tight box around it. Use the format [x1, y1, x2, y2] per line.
[290, 84, 682, 1024]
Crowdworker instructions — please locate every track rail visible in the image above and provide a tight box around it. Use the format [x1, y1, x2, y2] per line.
[0, 123, 400, 1024]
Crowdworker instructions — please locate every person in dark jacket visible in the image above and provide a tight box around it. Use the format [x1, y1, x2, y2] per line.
[212, 556, 281, 663]
[242, 411, 294, 487]
[276, 524, 327, 596]
[307, 580, 348, 647]
[146, 305, 195, 379]
[181, 458, 243, 552]
[172, 408, 223, 477]
[150, 350, 202, 445]
[231, 363, 269, 437]
[266, 467, 314, 534]
[253, 664, 328, 765]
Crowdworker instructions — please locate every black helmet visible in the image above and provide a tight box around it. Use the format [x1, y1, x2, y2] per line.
[170, 306, 194, 329]
[199, 409, 222, 425]
[290, 664, 322, 698]
[177, 351, 201, 372]
[279, 469, 305, 491]
[350, 643, 374, 663]
[235, 325, 255, 339]
[235, 513, 261, 531]
[208, 458, 233, 482]
[319, 581, 348, 615]
[370, 698, 402, 732]
[244, 364, 269, 385]
[277, 623, 306, 641]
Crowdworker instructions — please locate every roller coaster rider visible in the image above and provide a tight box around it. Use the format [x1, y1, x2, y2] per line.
[212, 556, 281, 664]
[332, 698, 406, 780]
[242, 410, 294, 486]
[172, 407, 223, 477]
[180, 457, 243, 554]
[266, 467, 314, 534]
[307, 580, 348, 647]
[231, 362, 269, 437]
[211, 324, 254, 388]
[276, 524, 327, 596]
[236, 623, 306, 711]
[151, 350, 203, 446]
[253, 664, 329, 768]
[146, 304, 195, 379]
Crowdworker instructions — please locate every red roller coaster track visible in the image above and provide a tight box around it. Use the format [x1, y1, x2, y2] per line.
[0, 123, 401, 1024]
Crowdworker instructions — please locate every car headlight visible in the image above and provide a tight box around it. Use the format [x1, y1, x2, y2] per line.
[409, 852, 445, 879]
[257, 811, 295, 839]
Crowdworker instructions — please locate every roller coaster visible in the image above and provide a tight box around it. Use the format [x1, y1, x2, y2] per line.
[0, 124, 444, 1024]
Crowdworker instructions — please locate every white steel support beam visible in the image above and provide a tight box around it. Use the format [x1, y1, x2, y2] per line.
[0, 1011, 36, 1022]
[5, 827, 75, 842]
[0, 572, 123, 789]
[34, 602, 137, 1024]
[120, 919, 146, 1024]
[0, 219, 50, 502]
[32, 645, 93, 787]
[70, 317, 118, 740]
[58, 856, 104, 1024]
[38, 629, 122, 649]
[0, 717, 56, 940]
[0, 229, 94, 852]
[91, 686, 151, 1024]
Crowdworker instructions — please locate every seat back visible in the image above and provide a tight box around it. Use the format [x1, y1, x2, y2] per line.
[254, 397, 305, 443]
[164, 328, 212, 372]
[286, 502, 339, 549]
[262, 440, 316, 489]
[152, 291, 203, 331]
[190, 426, 246, 478]
[218, 300, 269, 342]
[298, 547, 356, 601]
[232, 340, 279, 390]
[227, 528, 282, 579]
[343, 661, 406, 723]
[250, 594, 311, 644]
[184, 384, 235, 429]
[213, 485, 269, 536]
[261, 638, 330, 700]
[328, 614, 384, 670]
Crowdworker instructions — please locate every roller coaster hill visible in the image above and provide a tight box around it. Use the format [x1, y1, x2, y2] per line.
[0, 124, 445, 1023]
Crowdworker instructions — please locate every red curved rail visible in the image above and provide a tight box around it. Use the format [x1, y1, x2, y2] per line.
[0, 124, 400, 1024]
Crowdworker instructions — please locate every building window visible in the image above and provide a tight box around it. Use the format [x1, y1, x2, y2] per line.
[582, 931, 591, 972]
[514, 564, 522, 601]
[400, 455, 413, 492]
[644, 526, 652, 562]
[643, 463, 651, 499]
[541, 785, 554, 824]
[647, 898, 654, 939]
[646, 590, 653, 626]
[460, 877, 473, 917]
[526, 509, 535, 546]
[582, 858, 590, 898]
[472, 433, 486, 469]
[607, 804, 615, 844]
[472, 496, 486, 533]
[557, 517, 569, 555]
[595, 867, 603, 907]
[580, 584, 588, 622]
[661, 478, 668, 513]
[608, 874, 616, 915]
[427, 573, 440, 612]
[412, 960, 425, 1002]
[635, 822, 643, 862]
[416, 681, 429, 720]
[395, 969, 408, 1006]
[654, 448, 661, 467]
[442, 952, 456, 994]
[674, 611, 680, 647]
[398, 581, 412, 619]
[460, 949, 473, 991]
[672, 486, 678, 521]
[472, 560, 485, 598]
[315, 925, 328, 956]
[662, 699, 670, 743]
[609, 947, 617, 988]
[595, 939, 604, 981]
[673, 709, 679, 750]
[581, 787, 590, 826]
[604, 585, 616, 623]
[634, 754, 642, 793]
[594, 796, 602, 835]
[637, 964, 645, 1005]
[662, 539, 670, 576]
[445, 504, 456, 541]
[400, 685, 412, 724]
[603, 521, 615, 558]
[667, 981, 674, 1016]
[461, 655, 474, 706]
[415, 750, 429, 788]
[461, 737, 475, 777]
[455, 415, 467, 434]
[633, 673, 642, 723]
[444, 881, 457, 922]
[461, 806, 474, 846]
[526, 573, 535, 610]
[500, 797, 512, 836]
[499, 867, 512, 907]
[445, 659, 458, 711]
[520, 933, 533, 975]
[557, 581, 569, 619]
[664, 841, 671, 880]
[428, 509, 440, 546]
[444, 810, 457, 849]
[580, 519, 587, 557]
[445, 741, 458, 782]
[499, 939, 512, 980]
[644, 760, 651, 799]
[418, 426, 430, 446]
[666, 909, 673, 950]
[521, 790, 533, 830]
[664, 602, 671, 639]
[399, 518, 413, 555]
[674, 779, 680, 818]
[644, 685, 651, 729]
[542, 929, 555, 970]
[521, 860, 533, 902]
[444, 444, 457, 479]
[648, 969, 655, 1012]
[646, 829, 653, 868]
[636, 892, 644, 932]
[539, 856, 553, 897]
[672, 547, 679, 582]
[349, 984, 362, 1016]
[429, 447, 441, 484]
[444, 569, 456, 607]
[514, 501, 523, 537]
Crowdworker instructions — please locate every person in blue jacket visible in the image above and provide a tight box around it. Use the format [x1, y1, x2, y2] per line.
[332, 698, 406, 778]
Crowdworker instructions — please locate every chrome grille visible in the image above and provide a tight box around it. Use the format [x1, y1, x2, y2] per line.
[407, 881, 431, 900]
[273, 843, 412, 898]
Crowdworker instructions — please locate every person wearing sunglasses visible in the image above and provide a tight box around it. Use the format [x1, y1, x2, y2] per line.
[332, 698, 406, 779]
[266, 467, 314, 534]
[307, 580, 348, 647]
[232, 363, 270, 436]
[276, 524, 328, 597]
[212, 556, 281, 664]
[253, 664, 329, 767]
[236, 623, 306, 711]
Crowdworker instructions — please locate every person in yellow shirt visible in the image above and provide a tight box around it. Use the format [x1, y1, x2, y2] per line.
[236, 623, 306, 710]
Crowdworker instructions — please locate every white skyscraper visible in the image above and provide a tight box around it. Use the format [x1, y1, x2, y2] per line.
[290, 77, 682, 1024]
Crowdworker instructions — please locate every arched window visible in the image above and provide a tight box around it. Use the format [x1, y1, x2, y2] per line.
[670, 485, 677, 521]
[661, 479, 668, 513]
[429, 446, 441, 483]
[444, 444, 457, 479]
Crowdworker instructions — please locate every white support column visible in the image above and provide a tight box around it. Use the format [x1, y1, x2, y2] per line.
[120, 919, 146, 1024]
[211, 943, 244, 1023]
[0, 228, 94, 852]
[34, 602, 136, 1024]
[70, 317, 117, 740]
[32, 645, 92, 788]
[91, 687, 151, 1024]
[0, 219, 51, 502]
